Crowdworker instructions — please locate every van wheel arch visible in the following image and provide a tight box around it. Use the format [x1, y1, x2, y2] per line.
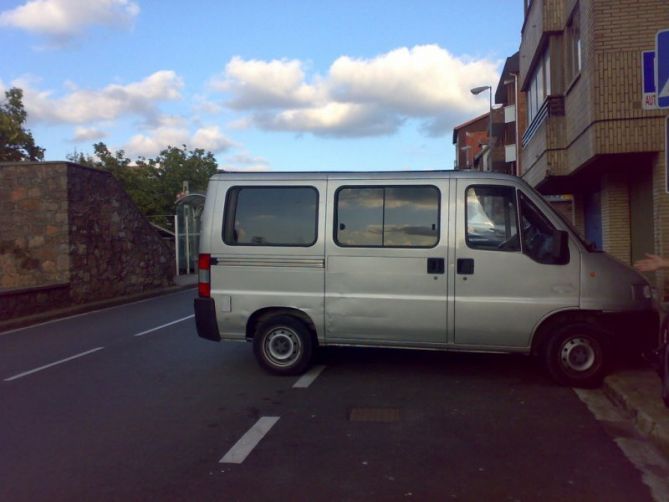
[246, 307, 318, 344]
[531, 311, 605, 357]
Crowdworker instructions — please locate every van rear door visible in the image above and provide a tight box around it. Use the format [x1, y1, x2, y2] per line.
[210, 179, 327, 340]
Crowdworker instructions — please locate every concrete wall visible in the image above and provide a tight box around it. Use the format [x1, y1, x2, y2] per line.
[0, 162, 174, 320]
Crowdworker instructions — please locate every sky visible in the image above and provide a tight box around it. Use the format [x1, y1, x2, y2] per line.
[0, 0, 523, 172]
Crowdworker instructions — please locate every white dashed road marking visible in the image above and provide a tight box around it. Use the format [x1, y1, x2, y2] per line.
[133, 315, 195, 337]
[4, 347, 105, 382]
[293, 365, 326, 388]
[220, 417, 280, 464]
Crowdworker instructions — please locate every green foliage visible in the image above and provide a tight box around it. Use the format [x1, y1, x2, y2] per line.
[0, 87, 45, 162]
[69, 142, 218, 229]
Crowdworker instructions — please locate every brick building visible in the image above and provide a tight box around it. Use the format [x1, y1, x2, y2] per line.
[452, 113, 489, 169]
[493, 52, 527, 176]
[453, 108, 505, 170]
[518, 0, 669, 298]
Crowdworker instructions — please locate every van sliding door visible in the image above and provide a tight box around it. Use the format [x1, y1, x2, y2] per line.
[324, 180, 449, 347]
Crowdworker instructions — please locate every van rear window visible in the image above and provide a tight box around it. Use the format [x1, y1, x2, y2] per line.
[223, 186, 318, 246]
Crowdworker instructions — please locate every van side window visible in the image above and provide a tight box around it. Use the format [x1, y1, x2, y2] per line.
[223, 186, 318, 246]
[465, 186, 519, 251]
[335, 185, 439, 248]
[519, 192, 567, 264]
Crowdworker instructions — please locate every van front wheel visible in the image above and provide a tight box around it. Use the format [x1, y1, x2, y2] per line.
[544, 323, 606, 388]
[253, 316, 313, 375]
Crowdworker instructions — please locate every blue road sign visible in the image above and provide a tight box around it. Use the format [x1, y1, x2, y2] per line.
[657, 29, 669, 108]
[643, 50, 657, 109]
[644, 51, 656, 93]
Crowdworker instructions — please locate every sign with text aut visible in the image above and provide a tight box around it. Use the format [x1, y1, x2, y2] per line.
[657, 29, 669, 108]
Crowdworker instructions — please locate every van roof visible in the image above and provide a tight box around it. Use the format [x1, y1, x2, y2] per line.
[210, 170, 522, 183]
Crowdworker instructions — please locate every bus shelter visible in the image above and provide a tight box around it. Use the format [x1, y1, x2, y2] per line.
[175, 193, 205, 275]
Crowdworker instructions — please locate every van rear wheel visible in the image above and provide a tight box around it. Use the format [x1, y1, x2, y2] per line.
[544, 323, 606, 388]
[253, 316, 313, 375]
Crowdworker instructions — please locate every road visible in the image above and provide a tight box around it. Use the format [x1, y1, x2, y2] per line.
[0, 289, 666, 501]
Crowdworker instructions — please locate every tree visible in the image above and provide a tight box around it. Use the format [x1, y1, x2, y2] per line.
[152, 145, 218, 201]
[0, 87, 45, 161]
[70, 143, 218, 229]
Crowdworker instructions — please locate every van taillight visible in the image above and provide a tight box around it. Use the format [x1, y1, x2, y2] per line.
[198, 253, 211, 298]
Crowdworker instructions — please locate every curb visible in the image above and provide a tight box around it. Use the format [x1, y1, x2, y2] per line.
[0, 282, 196, 334]
[603, 369, 669, 458]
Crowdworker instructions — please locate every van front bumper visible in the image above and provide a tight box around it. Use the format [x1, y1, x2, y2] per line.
[194, 297, 221, 342]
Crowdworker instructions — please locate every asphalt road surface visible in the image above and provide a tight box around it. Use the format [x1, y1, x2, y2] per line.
[0, 289, 665, 501]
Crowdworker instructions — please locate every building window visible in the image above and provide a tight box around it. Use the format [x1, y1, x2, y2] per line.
[527, 50, 551, 125]
[566, 6, 582, 83]
[223, 186, 318, 246]
[335, 185, 440, 248]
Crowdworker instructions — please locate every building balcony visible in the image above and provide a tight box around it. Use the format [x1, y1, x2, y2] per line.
[504, 104, 516, 124]
[505, 144, 516, 163]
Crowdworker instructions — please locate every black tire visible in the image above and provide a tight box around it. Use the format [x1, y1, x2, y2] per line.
[544, 323, 607, 388]
[253, 316, 313, 375]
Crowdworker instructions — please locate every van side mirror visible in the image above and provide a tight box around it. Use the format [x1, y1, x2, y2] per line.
[551, 230, 570, 264]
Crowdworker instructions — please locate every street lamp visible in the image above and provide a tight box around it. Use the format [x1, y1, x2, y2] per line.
[471, 85, 493, 171]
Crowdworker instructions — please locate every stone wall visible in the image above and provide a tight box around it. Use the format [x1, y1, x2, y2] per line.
[0, 163, 70, 291]
[0, 162, 174, 320]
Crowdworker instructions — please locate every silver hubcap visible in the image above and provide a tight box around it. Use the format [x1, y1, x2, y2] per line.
[560, 337, 597, 372]
[265, 327, 301, 367]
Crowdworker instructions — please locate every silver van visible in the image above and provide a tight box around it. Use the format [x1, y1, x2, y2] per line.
[194, 171, 658, 387]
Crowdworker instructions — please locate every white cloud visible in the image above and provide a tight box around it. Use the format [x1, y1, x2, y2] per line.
[255, 103, 402, 138]
[210, 57, 323, 109]
[124, 125, 234, 158]
[329, 46, 497, 116]
[213, 45, 500, 138]
[191, 125, 235, 152]
[220, 153, 271, 172]
[16, 70, 183, 124]
[125, 126, 189, 157]
[72, 126, 106, 142]
[0, 0, 139, 44]
[192, 94, 223, 115]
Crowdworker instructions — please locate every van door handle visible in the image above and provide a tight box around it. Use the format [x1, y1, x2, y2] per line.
[457, 258, 474, 275]
[427, 257, 445, 274]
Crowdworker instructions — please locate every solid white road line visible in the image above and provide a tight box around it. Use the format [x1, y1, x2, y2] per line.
[4, 347, 105, 382]
[133, 315, 195, 337]
[293, 365, 326, 388]
[220, 417, 280, 464]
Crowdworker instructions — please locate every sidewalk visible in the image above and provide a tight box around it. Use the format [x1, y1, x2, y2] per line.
[0, 274, 198, 334]
[603, 368, 669, 458]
